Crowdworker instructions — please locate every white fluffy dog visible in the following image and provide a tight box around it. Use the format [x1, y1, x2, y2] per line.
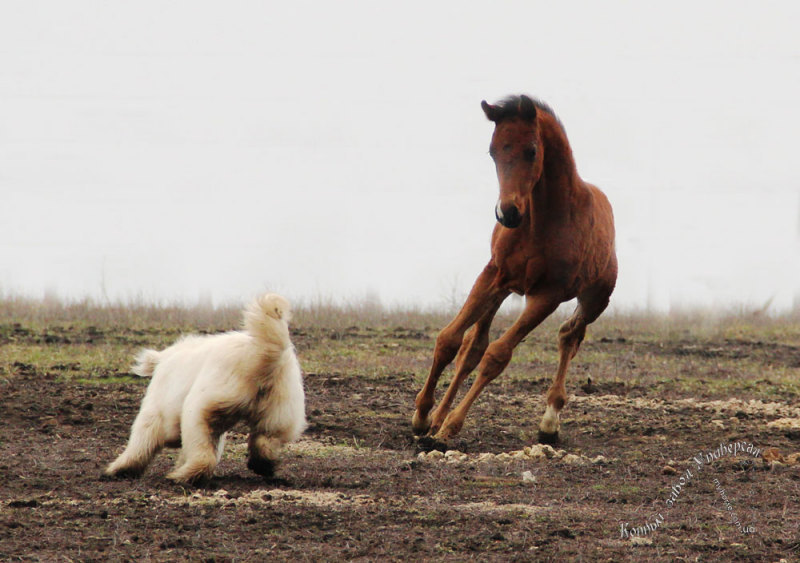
[105, 294, 307, 484]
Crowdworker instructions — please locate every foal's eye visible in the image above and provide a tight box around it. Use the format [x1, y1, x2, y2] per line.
[522, 147, 537, 162]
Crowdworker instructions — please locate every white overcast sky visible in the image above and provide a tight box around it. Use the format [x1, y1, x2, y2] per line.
[1, 1, 799, 312]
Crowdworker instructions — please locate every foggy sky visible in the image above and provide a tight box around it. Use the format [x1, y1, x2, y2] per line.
[1, 1, 799, 312]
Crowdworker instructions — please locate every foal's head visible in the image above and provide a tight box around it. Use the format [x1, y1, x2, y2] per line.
[482, 95, 544, 229]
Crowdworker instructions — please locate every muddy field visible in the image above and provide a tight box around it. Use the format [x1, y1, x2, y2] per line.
[1, 315, 800, 561]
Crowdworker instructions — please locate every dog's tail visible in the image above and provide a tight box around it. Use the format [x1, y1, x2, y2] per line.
[243, 293, 293, 359]
[131, 349, 160, 377]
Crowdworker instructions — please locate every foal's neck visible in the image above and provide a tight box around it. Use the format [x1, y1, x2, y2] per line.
[533, 114, 580, 214]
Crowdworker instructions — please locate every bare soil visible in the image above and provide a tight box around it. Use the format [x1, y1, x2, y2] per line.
[1, 322, 799, 561]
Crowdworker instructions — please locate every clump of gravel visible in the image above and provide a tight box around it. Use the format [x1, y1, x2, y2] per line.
[416, 444, 611, 466]
[767, 418, 800, 432]
[571, 394, 800, 419]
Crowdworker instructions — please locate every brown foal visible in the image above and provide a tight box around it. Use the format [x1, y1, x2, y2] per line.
[412, 95, 617, 444]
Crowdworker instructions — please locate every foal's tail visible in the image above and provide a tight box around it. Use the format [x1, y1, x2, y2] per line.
[131, 349, 160, 377]
[243, 293, 293, 361]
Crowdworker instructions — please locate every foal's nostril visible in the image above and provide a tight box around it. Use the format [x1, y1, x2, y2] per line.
[504, 206, 521, 228]
[495, 201, 522, 229]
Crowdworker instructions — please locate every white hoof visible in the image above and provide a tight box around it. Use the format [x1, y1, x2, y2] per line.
[539, 404, 560, 435]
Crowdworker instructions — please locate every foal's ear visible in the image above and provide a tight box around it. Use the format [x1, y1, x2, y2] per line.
[481, 100, 499, 122]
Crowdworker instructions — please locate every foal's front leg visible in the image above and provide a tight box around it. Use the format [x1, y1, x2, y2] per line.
[434, 292, 560, 441]
[427, 300, 504, 436]
[412, 264, 504, 435]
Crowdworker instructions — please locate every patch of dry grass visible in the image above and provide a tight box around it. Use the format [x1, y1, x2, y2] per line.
[0, 293, 797, 338]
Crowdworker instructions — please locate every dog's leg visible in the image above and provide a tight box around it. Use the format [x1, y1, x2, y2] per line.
[105, 408, 165, 478]
[167, 407, 219, 484]
[246, 432, 284, 478]
[247, 401, 305, 478]
[245, 351, 306, 479]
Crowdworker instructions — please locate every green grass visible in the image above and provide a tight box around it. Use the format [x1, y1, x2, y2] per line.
[1, 295, 798, 401]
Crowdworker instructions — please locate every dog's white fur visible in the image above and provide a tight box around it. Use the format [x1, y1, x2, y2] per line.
[105, 294, 307, 484]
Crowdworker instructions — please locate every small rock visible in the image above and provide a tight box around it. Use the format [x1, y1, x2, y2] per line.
[710, 419, 726, 430]
[591, 455, 608, 466]
[538, 444, 557, 458]
[38, 417, 58, 430]
[521, 470, 536, 483]
[553, 449, 566, 460]
[662, 465, 677, 475]
[527, 450, 547, 462]
[426, 450, 444, 461]
[561, 453, 585, 466]
[630, 536, 653, 546]
[477, 453, 495, 463]
[417, 452, 428, 460]
[495, 453, 512, 462]
[512, 450, 529, 460]
[445, 451, 467, 463]
[767, 418, 800, 431]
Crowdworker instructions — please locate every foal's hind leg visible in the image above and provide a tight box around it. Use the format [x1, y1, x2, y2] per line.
[412, 264, 506, 435]
[538, 288, 611, 443]
[427, 300, 503, 436]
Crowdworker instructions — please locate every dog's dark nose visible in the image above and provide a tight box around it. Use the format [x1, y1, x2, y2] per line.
[495, 201, 522, 229]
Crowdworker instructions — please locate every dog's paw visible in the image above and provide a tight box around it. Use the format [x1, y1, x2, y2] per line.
[247, 456, 276, 478]
[104, 464, 145, 479]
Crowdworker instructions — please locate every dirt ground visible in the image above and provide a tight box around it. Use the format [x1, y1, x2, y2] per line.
[1, 319, 800, 561]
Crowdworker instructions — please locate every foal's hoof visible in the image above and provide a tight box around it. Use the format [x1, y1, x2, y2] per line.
[537, 430, 560, 445]
[411, 411, 431, 436]
[415, 435, 448, 453]
[247, 456, 276, 478]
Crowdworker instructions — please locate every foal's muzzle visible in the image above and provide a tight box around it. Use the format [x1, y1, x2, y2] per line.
[495, 200, 522, 229]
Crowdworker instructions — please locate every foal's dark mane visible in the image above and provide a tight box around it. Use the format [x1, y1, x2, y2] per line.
[490, 95, 566, 134]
